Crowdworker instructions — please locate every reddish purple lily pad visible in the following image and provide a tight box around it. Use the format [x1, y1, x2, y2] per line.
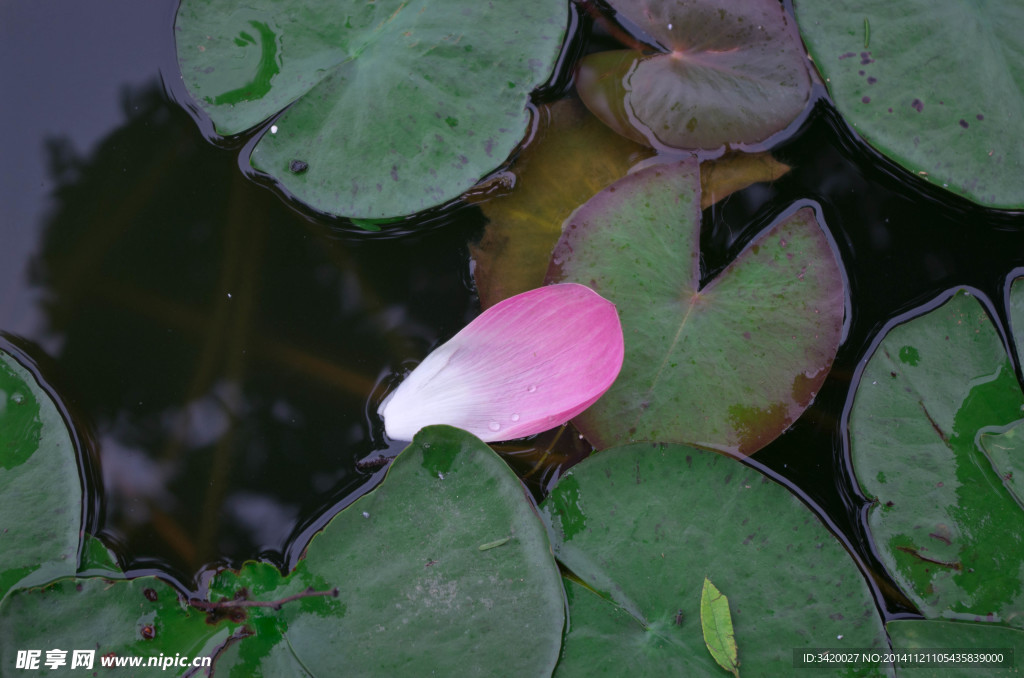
[577, 0, 812, 150]
[546, 161, 844, 455]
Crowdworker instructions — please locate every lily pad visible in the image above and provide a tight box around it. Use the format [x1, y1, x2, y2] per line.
[546, 160, 844, 455]
[0, 349, 80, 602]
[175, 0, 569, 219]
[0, 576, 238, 674]
[542, 443, 889, 676]
[213, 425, 565, 675]
[794, 1, 1024, 208]
[282, 426, 563, 675]
[850, 291, 1024, 627]
[576, 0, 811, 150]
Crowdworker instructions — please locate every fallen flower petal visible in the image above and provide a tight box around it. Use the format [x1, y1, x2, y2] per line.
[379, 283, 624, 442]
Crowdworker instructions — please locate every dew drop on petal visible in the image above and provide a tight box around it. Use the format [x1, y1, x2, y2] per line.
[511, 413, 520, 422]
[488, 421, 501, 432]
[527, 385, 537, 393]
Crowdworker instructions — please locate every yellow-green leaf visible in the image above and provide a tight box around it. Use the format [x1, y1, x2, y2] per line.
[701, 578, 740, 678]
[468, 97, 790, 310]
[469, 97, 651, 309]
[699, 152, 790, 209]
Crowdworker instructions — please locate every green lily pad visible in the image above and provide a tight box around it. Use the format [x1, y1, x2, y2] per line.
[0, 576, 238, 674]
[542, 443, 890, 676]
[887, 619, 1022, 676]
[576, 0, 811, 150]
[546, 160, 845, 455]
[850, 291, 1024, 627]
[0, 349, 80, 602]
[794, 1, 1024, 208]
[282, 425, 563, 675]
[175, 0, 569, 219]
[212, 425, 565, 675]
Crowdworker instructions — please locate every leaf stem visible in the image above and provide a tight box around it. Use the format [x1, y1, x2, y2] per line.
[190, 586, 339, 612]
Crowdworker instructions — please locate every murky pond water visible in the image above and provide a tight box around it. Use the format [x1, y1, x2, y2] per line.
[2, 0, 482, 586]
[2, 0, 1022, 620]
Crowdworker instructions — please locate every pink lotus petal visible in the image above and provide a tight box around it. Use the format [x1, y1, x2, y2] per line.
[379, 283, 624, 442]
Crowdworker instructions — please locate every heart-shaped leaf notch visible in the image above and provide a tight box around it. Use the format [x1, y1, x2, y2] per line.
[576, 0, 812, 151]
[546, 160, 845, 455]
[174, 0, 569, 221]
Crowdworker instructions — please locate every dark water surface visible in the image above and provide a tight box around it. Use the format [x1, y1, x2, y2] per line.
[1, 0, 480, 586]
[2, 0, 1023, 622]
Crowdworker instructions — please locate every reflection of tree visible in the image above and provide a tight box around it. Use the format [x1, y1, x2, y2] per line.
[31, 83, 480, 583]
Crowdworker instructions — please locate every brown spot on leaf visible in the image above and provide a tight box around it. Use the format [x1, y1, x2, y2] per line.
[791, 371, 820, 408]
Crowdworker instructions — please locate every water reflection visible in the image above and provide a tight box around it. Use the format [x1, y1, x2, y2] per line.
[23, 83, 480, 583]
